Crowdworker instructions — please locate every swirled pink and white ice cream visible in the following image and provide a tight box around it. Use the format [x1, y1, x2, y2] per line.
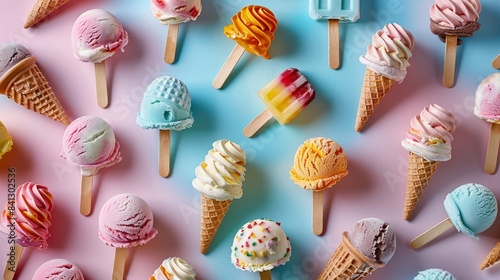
[402, 104, 456, 162]
[150, 257, 196, 280]
[474, 73, 500, 124]
[33, 258, 85, 280]
[151, 0, 202, 24]
[359, 23, 414, 83]
[430, 0, 481, 43]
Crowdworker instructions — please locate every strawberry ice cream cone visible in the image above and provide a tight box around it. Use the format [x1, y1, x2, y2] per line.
[481, 241, 500, 270]
[200, 194, 232, 254]
[24, 0, 69, 28]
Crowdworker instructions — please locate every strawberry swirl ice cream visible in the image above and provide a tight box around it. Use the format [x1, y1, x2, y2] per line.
[359, 23, 414, 83]
[474, 73, 500, 124]
[430, 0, 481, 43]
[151, 0, 202, 24]
[401, 104, 456, 162]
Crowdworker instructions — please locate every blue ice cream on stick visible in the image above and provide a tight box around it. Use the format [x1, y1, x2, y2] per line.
[414, 268, 456, 280]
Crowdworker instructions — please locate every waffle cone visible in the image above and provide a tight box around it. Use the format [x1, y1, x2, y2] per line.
[355, 68, 395, 132]
[318, 232, 384, 280]
[0, 57, 70, 125]
[403, 152, 439, 220]
[24, 0, 69, 28]
[200, 194, 232, 254]
[480, 241, 500, 270]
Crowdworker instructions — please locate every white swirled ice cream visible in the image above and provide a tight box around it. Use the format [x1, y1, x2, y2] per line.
[150, 257, 196, 280]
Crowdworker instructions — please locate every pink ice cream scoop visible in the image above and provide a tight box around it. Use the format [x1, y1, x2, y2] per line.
[71, 9, 129, 63]
[474, 73, 500, 123]
[98, 193, 158, 248]
[151, 0, 202, 24]
[32, 258, 84, 280]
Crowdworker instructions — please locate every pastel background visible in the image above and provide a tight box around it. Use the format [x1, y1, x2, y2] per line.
[1, 0, 500, 279]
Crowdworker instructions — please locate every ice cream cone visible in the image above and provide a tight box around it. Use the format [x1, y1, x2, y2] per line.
[480, 241, 500, 270]
[200, 194, 232, 254]
[318, 232, 384, 280]
[0, 57, 70, 125]
[354, 68, 395, 132]
[404, 152, 439, 220]
[24, 0, 69, 28]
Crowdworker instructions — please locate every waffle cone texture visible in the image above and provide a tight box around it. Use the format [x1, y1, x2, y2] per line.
[200, 194, 232, 254]
[24, 0, 69, 28]
[481, 241, 500, 270]
[355, 68, 395, 132]
[0, 57, 70, 125]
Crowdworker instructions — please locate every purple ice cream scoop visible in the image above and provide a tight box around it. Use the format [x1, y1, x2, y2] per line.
[0, 43, 31, 76]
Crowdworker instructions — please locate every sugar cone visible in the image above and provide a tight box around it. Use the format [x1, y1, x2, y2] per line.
[403, 152, 439, 220]
[0, 57, 70, 125]
[354, 68, 395, 132]
[200, 194, 232, 254]
[24, 0, 70, 28]
[480, 241, 500, 270]
[318, 232, 384, 280]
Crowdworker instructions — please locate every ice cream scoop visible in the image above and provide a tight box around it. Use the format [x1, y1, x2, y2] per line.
[71, 9, 129, 108]
[414, 268, 456, 280]
[61, 116, 121, 216]
[32, 258, 84, 280]
[318, 218, 396, 280]
[0, 121, 13, 159]
[150, 257, 196, 280]
[231, 219, 291, 279]
[290, 137, 348, 235]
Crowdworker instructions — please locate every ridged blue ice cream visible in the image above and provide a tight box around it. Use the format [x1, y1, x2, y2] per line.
[414, 268, 456, 280]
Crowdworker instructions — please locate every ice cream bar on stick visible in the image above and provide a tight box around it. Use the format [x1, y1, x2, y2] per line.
[430, 0, 481, 88]
[309, 0, 360, 69]
[24, 0, 69, 28]
[0, 182, 54, 280]
[136, 76, 194, 177]
[71, 9, 129, 108]
[244, 68, 315, 137]
[410, 183, 497, 250]
[474, 73, 500, 174]
[61, 116, 122, 216]
[151, 0, 202, 64]
[213, 5, 277, 89]
[290, 137, 348, 235]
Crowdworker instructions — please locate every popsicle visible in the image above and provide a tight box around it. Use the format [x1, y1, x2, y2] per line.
[213, 5, 277, 89]
[243, 68, 315, 137]
[410, 183, 497, 250]
[309, 0, 360, 69]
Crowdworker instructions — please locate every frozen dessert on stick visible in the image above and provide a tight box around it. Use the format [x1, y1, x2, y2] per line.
[0, 121, 13, 159]
[290, 137, 348, 235]
[401, 104, 456, 220]
[231, 219, 291, 280]
[151, 0, 202, 63]
[0, 43, 70, 124]
[61, 116, 122, 216]
[33, 258, 84, 280]
[137, 76, 194, 177]
[71, 9, 128, 108]
[410, 183, 497, 250]
[213, 5, 277, 89]
[414, 268, 456, 280]
[474, 73, 500, 174]
[244, 68, 315, 137]
[150, 257, 196, 279]
[309, 0, 360, 69]
[0, 182, 54, 280]
[99, 193, 158, 280]
[317, 218, 396, 280]
[193, 139, 246, 254]
[355, 23, 414, 132]
[430, 0, 481, 87]
[24, 0, 69, 28]
[481, 240, 500, 270]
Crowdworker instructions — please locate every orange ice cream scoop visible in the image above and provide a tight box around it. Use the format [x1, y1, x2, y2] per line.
[290, 137, 348, 191]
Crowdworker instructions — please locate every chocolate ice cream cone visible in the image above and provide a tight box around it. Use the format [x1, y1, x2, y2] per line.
[200, 194, 232, 254]
[24, 0, 69, 28]
[481, 241, 500, 270]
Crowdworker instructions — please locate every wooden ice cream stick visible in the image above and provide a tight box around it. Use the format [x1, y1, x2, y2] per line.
[485, 123, 500, 174]
[164, 24, 179, 64]
[328, 19, 340, 70]
[80, 175, 93, 216]
[442, 35, 457, 88]
[112, 247, 127, 280]
[312, 190, 324, 236]
[159, 129, 171, 177]
[95, 61, 109, 108]
[3, 243, 23, 280]
[260, 270, 272, 280]
[410, 217, 454, 250]
[213, 44, 246, 89]
[492, 54, 500, 69]
[243, 109, 274, 138]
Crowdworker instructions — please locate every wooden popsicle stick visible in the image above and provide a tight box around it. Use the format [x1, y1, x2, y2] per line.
[112, 247, 127, 280]
[442, 35, 458, 88]
[485, 123, 500, 174]
[328, 19, 340, 70]
[213, 44, 246, 89]
[312, 190, 324, 236]
[492, 54, 500, 69]
[159, 129, 171, 178]
[259, 270, 272, 280]
[95, 61, 109, 108]
[243, 109, 274, 138]
[164, 24, 179, 64]
[80, 175, 93, 216]
[410, 217, 454, 250]
[3, 243, 23, 280]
